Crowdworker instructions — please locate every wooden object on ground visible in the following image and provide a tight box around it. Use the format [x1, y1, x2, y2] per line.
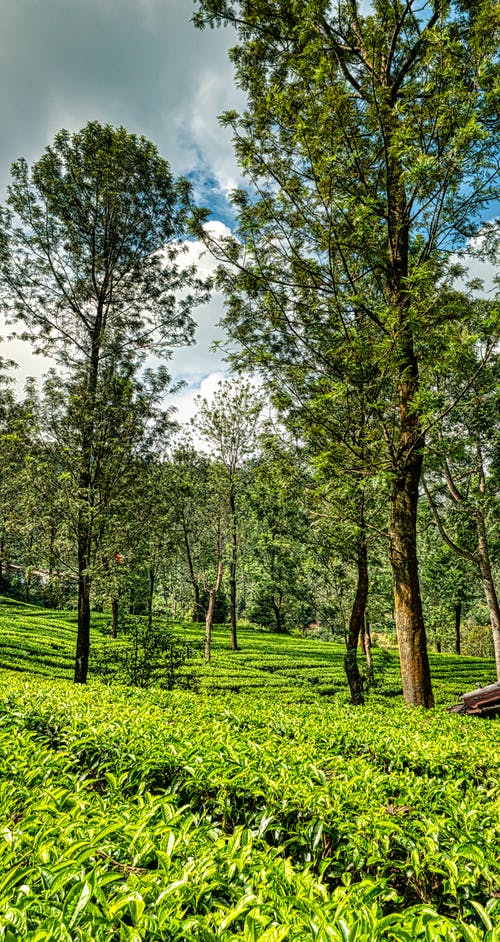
[448, 681, 500, 716]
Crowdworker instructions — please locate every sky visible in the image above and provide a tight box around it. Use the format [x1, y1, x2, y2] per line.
[0, 1, 497, 428]
[0, 0, 243, 423]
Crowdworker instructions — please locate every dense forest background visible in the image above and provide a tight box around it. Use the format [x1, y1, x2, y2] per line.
[0, 0, 499, 707]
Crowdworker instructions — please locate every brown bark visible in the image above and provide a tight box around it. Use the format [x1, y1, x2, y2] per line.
[182, 520, 202, 622]
[344, 529, 368, 705]
[387, 296, 433, 706]
[75, 540, 91, 684]
[389, 464, 434, 707]
[74, 330, 100, 685]
[147, 565, 155, 632]
[363, 615, 374, 684]
[476, 518, 500, 679]
[384, 104, 434, 708]
[476, 453, 500, 678]
[454, 602, 462, 655]
[111, 597, 119, 638]
[205, 559, 223, 663]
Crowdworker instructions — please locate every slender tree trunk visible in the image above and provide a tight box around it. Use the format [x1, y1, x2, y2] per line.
[476, 453, 500, 678]
[454, 602, 462, 655]
[75, 527, 91, 684]
[182, 521, 202, 622]
[476, 518, 500, 679]
[205, 559, 223, 663]
[111, 597, 119, 638]
[389, 461, 434, 707]
[344, 528, 368, 705]
[272, 591, 284, 633]
[147, 565, 155, 631]
[229, 489, 238, 650]
[363, 615, 374, 684]
[74, 332, 100, 685]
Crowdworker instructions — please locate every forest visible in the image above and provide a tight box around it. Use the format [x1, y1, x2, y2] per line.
[0, 0, 499, 708]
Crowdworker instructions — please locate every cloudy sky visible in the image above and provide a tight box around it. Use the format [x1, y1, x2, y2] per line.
[0, 0, 243, 421]
[0, 2, 497, 425]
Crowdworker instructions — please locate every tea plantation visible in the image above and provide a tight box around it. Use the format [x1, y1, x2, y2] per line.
[0, 597, 499, 940]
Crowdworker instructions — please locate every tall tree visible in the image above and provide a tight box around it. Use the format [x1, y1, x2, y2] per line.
[0, 122, 209, 683]
[194, 379, 262, 650]
[166, 442, 213, 622]
[242, 444, 314, 634]
[194, 0, 500, 706]
[423, 355, 500, 677]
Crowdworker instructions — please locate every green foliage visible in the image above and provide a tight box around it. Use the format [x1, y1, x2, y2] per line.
[0, 596, 496, 702]
[462, 626, 496, 659]
[0, 666, 499, 940]
[93, 616, 203, 690]
[0, 598, 499, 936]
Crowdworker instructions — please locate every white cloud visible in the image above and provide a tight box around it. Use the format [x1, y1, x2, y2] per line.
[170, 370, 227, 429]
[0, 224, 234, 413]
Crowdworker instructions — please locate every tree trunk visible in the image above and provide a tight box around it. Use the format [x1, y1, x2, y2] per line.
[111, 596, 119, 638]
[24, 570, 31, 604]
[205, 559, 223, 663]
[384, 104, 434, 709]
[74, 332, 100, 685]
[272, 591, 284, 633]
[389, 462, 434, 707]
[75, 530, 91, 684]
[229, 489, 238, 650]
[344, 529, 368, 705]
[182, 521, 202, 622]
[476, 517, 500, 679]
[454, 602, 462, 655]
[363, 615, 374, 684]
[475, 454, 500, 678]
[147, 565, 155, 631]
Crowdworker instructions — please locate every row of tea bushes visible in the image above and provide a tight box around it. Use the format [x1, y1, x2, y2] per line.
[0, 672, 499, 939]
[0, 596, 495, 704]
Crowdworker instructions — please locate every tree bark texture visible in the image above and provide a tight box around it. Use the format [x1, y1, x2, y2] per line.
[385, 116, 434, 708]
[454, 602, 462, 655]
[111, 597, 119, 638]
[182, 521, 202, 622]
[74, 334, 100, 685]
[389, 464, 434, 707]
[476, 519, 500, 679]
[205, 559, 223, 663]
[75, 530, 91, 684]
[476, 454, 500, 678]
[344, 529, 368, 705]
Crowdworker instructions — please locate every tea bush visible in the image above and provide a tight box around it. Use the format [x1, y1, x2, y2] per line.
[0, 674, 499, 940]
[0, 598, 498, 939]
